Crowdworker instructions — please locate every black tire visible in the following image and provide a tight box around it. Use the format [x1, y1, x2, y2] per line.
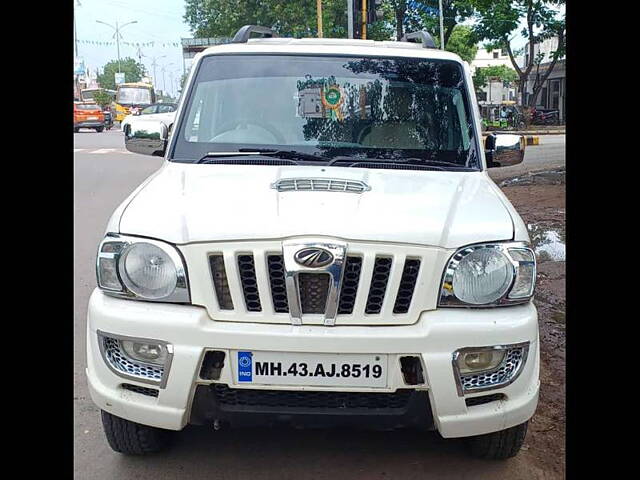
[101, 410, 172, 455]
[96, 127, 104, 133]
[74, 128, 79, 133]
[467, 421, 528, 460]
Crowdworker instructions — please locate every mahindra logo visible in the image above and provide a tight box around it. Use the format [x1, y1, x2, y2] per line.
[294, 247, 334, 268]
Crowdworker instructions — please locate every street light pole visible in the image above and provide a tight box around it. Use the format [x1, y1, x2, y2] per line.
[161, 63, 174, 97]
[438, 0, 444, 50]
[96, 19, 138, 73]
[148, 55, 166, 89]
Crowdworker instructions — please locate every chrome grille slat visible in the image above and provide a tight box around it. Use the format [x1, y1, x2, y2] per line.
[272, 178, 370, 193]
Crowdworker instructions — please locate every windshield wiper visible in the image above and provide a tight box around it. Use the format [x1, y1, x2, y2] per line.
[237, 148, 329, 163]
[328, 156, 471, 170]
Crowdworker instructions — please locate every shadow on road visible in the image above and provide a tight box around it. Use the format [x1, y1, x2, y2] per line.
[110, 425, 526, 480]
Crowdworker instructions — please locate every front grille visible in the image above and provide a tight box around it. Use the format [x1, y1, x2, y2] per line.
[267, 255, 289, 313]
[213, 385, 413, 410]
[393, 259, 421, 313]
[298, 273, 330, 314]
[209, 254, 233, 310]
[465, 393, 505, 407]
[366, 257, 393, 314]
[203, 242, 431, 325]
[338, 256, 362, 314]
[122, 383, 159, 398]
[102, 336, 164, 383]
[237, 255, 261, 312]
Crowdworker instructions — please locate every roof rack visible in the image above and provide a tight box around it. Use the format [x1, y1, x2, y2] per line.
[231, 25, 278, 43]
[400, 30, 437, 49]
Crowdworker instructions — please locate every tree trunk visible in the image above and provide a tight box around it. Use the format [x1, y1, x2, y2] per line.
[395, 2, 406, 40]
[443, 22, 456, 47]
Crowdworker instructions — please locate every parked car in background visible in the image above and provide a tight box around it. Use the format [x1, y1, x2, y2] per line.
[74, 102, 105, 133]
[120, 104, 177, 134]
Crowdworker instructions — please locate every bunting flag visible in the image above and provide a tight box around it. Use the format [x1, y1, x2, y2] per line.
[78, 40, 180, 48]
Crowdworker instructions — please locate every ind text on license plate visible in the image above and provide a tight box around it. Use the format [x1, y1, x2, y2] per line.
[234, 351, 388, 388]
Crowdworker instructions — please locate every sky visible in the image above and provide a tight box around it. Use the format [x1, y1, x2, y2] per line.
[74, 0, 192, 97]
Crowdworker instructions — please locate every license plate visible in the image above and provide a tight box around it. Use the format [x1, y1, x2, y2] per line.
[88, 116, 99, 120]
[233, 351, 388, 388]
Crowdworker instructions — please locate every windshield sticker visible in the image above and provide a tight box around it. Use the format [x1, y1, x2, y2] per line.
[321, 85, 344, 121]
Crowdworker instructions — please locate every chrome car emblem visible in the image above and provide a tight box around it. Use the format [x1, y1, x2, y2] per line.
[294, 247, 334, 268]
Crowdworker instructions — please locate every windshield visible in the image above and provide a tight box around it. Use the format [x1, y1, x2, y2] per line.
[76, 103, 100, 111]
[117, 87, 152, 105]
[81, 90, 98, 101]
[172, 54, 479, 168]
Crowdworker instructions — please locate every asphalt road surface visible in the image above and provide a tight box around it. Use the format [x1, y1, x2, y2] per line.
[74, 129, 565, 479]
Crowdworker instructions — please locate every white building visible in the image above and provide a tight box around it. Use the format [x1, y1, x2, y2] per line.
[470, 47, 512, 74]
[471, 48, 517, 105]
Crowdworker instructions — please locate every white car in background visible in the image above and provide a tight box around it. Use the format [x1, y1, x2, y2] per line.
[120, 103, 177, 133]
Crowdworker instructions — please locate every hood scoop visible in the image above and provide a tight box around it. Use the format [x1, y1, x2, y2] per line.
[272, 177, 371, 193]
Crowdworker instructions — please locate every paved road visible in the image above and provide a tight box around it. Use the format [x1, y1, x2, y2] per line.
[74, 129, 565, 479]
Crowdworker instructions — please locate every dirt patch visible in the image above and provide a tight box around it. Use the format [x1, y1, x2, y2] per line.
[500, 170, 565, 478]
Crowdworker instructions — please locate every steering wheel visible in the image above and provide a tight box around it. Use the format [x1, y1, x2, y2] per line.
[209, 120, 285, 144]
[357, 123, 430, 146]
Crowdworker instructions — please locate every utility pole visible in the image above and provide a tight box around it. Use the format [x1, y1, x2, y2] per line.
[161, 63, 174, 98]
[317, 0, 323, 38]
[438, 0, 444, 50]
[96, 19, 138, 73]
[361, 0, 367, 39]
[149, 55, 166, 89]
[347, 0, 354, 39]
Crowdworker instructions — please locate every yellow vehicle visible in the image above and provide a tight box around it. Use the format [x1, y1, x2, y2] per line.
[114, 82, 156, 122]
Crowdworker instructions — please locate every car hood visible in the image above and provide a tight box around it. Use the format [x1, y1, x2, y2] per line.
[118, 162, 515, 248]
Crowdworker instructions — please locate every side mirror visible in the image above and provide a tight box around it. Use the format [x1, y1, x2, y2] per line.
[124, 118, 168, 157]
[485, 133, 525, 168]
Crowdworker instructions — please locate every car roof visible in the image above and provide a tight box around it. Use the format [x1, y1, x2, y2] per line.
[197, 37, 465, 64]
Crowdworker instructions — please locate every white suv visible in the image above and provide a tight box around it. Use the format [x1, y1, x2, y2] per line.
[87, 26, 537, 460]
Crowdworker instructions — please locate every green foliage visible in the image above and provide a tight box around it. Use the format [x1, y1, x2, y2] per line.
[472, 65, 518, 91]
[97, 58, 147, 90]
[92, 90, 112, 108]
[472, 0, 565, 106]
[184, 0, 351, 38]
[433, 25, 477, 63]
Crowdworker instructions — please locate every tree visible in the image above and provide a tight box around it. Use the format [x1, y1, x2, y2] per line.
[183, 0, 351, 38]
[472, 64, 518, 92]
[97, 58, 147, 90]
[435, 25, 478, 63]
[384, 1, 474, 42]
[92, 90, 113, 108]
[472, 0, 565, 107]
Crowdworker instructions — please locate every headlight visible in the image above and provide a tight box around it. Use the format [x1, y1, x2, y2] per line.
[440, 242, 535, 307]
[96, 234, 190, 303]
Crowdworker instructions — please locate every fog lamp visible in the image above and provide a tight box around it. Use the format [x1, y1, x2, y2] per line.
[121, 340, 168, 365]
[456, 348, 505, 374]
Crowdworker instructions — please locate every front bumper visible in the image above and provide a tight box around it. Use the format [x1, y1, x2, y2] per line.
[75, 121, 104, 128]
[86, 289, 539, 437]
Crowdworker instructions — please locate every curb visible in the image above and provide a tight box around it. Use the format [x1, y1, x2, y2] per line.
[482, 135, 540, 145]
[492, 130, 565, 135]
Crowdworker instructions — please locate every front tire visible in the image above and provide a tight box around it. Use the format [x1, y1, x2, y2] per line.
[467, 421, 528, 460]
[101, 410, 172, 455]
[96, 127, 104, 133]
